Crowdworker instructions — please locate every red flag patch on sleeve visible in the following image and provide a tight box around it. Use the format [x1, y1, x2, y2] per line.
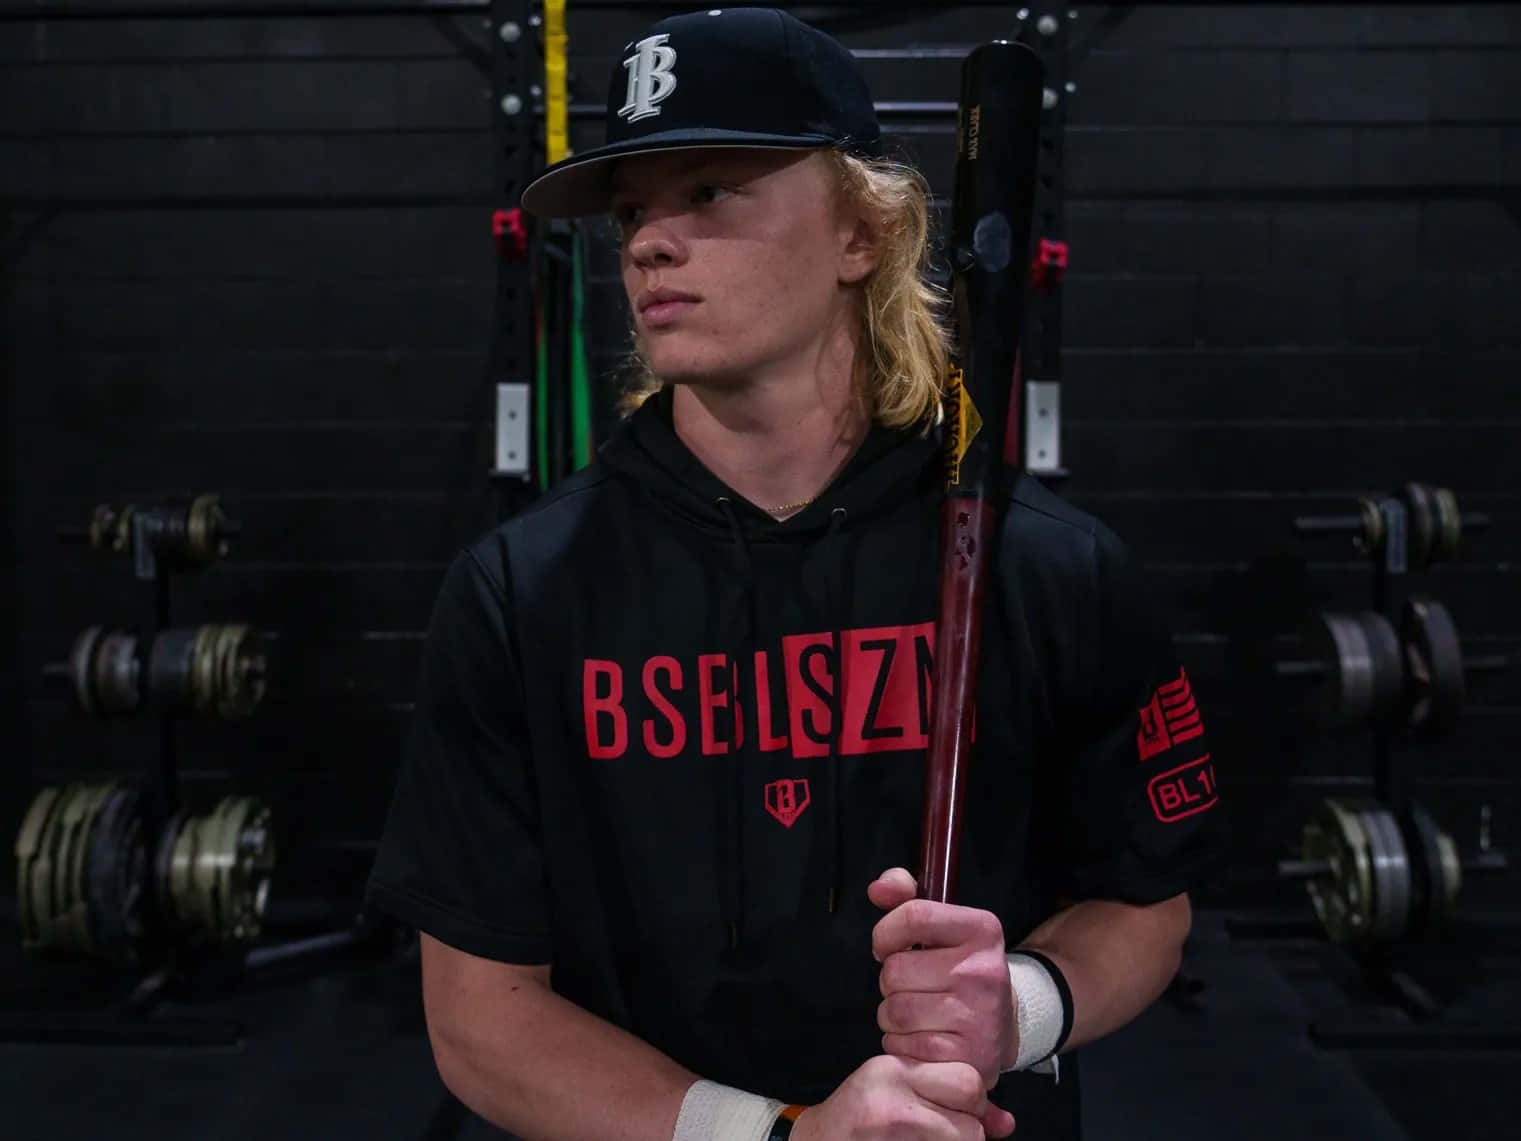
[1137, 668, 1204, 762]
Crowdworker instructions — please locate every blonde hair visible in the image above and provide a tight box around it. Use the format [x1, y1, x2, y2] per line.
[617, 149, 951, 431]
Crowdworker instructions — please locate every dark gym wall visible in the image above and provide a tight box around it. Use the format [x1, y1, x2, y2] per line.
[2, 6, 504, 910]
[3, 4, 1519, 916]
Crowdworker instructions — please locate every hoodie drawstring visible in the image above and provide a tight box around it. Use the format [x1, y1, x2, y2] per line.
[819, 507, 850, 914]
[715, 497, 756, 951]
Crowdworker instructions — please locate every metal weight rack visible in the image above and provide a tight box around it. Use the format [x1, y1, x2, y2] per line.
[1229, 485, 1518, 1050]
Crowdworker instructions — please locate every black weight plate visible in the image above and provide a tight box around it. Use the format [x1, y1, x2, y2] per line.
[1306, 613, 1379, 728]
[154, 811, 188, 934]
[1401, 598, 1465, 739]
[1356, 612, 1404, 728]
[1395, 801, 1439, 939]
[1354, 801, 1411, 945]
[85, 784, 149, 960]
[91, 631, 141, 715]
[1400, 483, 1437, 569]
[148, 628, 198, 713]
[67, 627, 104, 715]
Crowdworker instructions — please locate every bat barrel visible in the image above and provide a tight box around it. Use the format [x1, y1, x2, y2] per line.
[919, 40, 1046, 905]
[947, 39, 1045, 495]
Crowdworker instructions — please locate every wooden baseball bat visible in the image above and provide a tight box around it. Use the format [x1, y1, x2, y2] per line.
[917, 40, 1045, 905]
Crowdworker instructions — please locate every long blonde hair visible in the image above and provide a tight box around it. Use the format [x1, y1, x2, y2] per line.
[617, 149, 951, 431]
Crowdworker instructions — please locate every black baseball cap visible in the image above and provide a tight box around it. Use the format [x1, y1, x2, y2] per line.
[520, 7, 882, 218]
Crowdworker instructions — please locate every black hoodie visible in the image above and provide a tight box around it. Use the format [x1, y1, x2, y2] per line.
[366, 390, 1226, 1136]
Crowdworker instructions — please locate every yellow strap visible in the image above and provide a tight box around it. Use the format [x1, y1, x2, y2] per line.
[544, 0, 570, 164]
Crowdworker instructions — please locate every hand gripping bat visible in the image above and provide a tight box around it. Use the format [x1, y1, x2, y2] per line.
[917, 41, 1045, 905]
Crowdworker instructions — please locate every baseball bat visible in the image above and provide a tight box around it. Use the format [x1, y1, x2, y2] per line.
[917, 40, 1045, 905]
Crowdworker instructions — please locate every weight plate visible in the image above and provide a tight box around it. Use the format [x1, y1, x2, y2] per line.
[1401, 598, 1465, 739]
[1398, 801, 1450, 938]
[214, 625, 267, 720]
[84, 784, 149, 960]
[112, 505, 136, 555]
[30, 785, 79, 948]
[231, 798, 275, 941]
[14, 786, 65, 947]
[187, 494, 228, 563]
[215, 626, 241, 718]
[1400, 483, 1437, 569]
[1307, 613, 1383, 728]
[1356, 497, 1386, 556]
[41, 786, 88, 949]
[73, 785, 118, 953]
[87, 505, 113, 555]
[153, 811, 188, 933]
[165, 796, 275, 943]
[1432, 487, 1462, 565]
[1303, 798, 1375, 946]
[91, 631, 141, 715]
[1356, 613, 1404, 728]
[1356, 802, 1411, 945]
[87, 504, 136, 557]
[191, 625, 220, 715]
[165, 813, 198, 938]
[213, 797, 274, 942]
[1396, 802, 1435, 939]
[1436, 829, 1462, 915]
[22, 787, 69, 949]
[148, 628, 199, 713]
[66, 627, 105, 716]
[49, 784, 114, 953]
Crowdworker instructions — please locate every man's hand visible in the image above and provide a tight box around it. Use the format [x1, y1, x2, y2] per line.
[869, 867, 1019, 1105]
[791, 1056, 1006, 1141]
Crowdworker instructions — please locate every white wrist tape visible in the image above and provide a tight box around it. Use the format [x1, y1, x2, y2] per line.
[1004, 952, 1065, 1072]
[672, 1079, 785, 1141]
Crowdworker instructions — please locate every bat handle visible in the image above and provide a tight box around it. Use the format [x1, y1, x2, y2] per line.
[918, 493, 997, 904]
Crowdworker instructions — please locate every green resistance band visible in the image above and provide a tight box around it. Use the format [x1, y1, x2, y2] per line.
[570, 227, 593, 471]
[535, 230, 593, 487]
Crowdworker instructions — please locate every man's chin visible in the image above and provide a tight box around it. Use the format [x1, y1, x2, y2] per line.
[646, 357, 746, 388]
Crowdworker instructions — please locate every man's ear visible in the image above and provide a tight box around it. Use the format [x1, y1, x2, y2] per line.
[837, 209, 880, 285]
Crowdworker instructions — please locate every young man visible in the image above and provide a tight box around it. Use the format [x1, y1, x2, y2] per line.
[366, 9, 1226, 1141]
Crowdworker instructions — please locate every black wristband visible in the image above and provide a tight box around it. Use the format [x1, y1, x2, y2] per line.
[767, 1111, 799, 1140]
[1009, 948, 1074, 1060]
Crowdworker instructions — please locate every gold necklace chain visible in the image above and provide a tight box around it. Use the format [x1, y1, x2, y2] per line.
[766, 496, 816, 516]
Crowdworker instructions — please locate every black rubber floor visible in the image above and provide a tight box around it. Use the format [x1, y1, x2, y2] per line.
[1, 910, 1516, 1141]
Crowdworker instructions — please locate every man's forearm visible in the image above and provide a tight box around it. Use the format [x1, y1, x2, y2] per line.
[431, 978, 699, 1141]
[1015, 892, 1190, 1054]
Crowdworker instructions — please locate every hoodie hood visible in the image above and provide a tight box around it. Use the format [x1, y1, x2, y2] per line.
[602, 388, 940, 540]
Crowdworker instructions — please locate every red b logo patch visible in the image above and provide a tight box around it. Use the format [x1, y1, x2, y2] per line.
[1137, 668, 1204, 762]
[765, 779, 811, 828]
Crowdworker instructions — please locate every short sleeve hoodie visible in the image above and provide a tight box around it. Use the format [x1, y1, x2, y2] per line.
[366, 389, 1227, 1135]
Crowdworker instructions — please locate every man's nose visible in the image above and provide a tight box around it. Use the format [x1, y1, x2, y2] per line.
[627, 218, 688, 269]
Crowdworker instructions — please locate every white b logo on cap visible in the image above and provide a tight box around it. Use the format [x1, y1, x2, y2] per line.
[620, 34, 679, 123]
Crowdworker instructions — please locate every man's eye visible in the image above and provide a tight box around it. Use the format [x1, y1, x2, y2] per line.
[694, 185, 732, 205]
[614, 204, 643, 228]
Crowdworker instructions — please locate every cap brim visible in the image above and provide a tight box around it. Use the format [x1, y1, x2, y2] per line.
[519, 128, 840, 218]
